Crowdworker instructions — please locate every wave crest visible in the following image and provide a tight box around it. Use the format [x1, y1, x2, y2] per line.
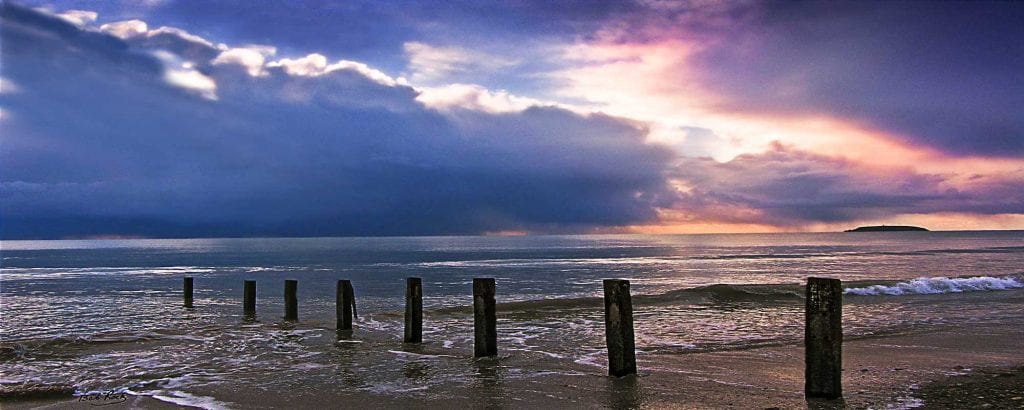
[844, 275, 1024, 296]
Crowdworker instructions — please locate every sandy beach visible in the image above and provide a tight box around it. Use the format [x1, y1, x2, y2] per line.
[4, 235, 1022, 409]
[5, 319, 1021, 409]
[4, 0, 1024, 406]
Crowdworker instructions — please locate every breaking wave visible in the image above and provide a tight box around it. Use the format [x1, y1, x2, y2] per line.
[844, 275, 1024, 296]
[431, 283, 806, 315]
[431, 275, 1024, 315]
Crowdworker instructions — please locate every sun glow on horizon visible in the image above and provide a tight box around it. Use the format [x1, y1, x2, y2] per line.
[2, 1, 1022, 239]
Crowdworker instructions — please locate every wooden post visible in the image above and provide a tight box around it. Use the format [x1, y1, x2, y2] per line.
[603, 279, 636, 377]
[183, 277, 194, 308]
[336, 280, 356, 330]
[405, 277, 423, 343]
[243, 280, 256, 316]
[473, 278, 497, 357]
[284, 279, 298, 321]
[805, 277, 843, 399]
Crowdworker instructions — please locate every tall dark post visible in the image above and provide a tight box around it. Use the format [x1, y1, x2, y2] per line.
[603, 279, 636, 377]
[473, 278, 497, 357]
[805, 277, 843, 399]
[183, 277, 194, 308]
[284, 279, 298, 321]
[336, 280, 356, 331]
[243, 280, 256, 316]
[405, 277, 423, 343]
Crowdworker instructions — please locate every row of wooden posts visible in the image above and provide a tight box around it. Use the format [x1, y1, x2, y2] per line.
[181, 276, 844, 400]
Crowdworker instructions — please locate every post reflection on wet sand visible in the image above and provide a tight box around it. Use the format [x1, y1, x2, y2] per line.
[806, 397, 848, 410]
[473, 358, 503, 408]
[329, 340, 367, 389]
[335, 329, 354, 341]
[605, 374, 646, 409]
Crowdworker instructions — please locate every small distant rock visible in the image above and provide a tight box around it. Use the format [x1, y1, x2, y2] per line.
[844, 225, 929, 232]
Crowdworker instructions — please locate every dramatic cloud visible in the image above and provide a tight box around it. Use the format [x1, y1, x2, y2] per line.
[0, 4, 674, 238]
[2, 2, 1022, 238]
[553, 1, 1024, 159]
[403, 42, 518, 84]
[52, 8, 95, 26]
[212, 45, 275, 77]
[670, 143, 1024, 226]
[676, 2, 1024, 157]
[415, 84, 557, 114]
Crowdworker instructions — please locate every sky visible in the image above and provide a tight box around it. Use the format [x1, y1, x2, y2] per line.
[1, 0, 1022, 239]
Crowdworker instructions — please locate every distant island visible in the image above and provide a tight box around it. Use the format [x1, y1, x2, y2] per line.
[845, 225, 929, 232]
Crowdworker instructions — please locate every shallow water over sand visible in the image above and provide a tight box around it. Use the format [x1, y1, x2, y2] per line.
[2, 232, 1023, 407]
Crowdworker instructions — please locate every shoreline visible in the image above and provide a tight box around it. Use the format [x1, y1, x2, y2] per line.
[4, 322, 1021, 409]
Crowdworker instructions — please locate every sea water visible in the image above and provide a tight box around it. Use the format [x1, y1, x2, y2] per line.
[2, 232, 1023, 406]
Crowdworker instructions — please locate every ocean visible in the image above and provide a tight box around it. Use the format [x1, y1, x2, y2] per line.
[2, 231, 1023, 407]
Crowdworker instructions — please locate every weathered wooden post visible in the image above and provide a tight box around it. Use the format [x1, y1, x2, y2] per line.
[473, 278, 497, 357]
[405, 277, 423, 343]
[603, 279, 636, 377]
[805, 277, 842, 399]
[243, 280, 256, 316]
[284, 279, 298, 321]
[336, 280, 356, 330]
[183, 277, 194, 308]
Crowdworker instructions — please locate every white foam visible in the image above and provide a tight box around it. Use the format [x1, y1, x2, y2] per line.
[573, 350, 605, 368]
[845, 275, 1024, 296]
[151, 374, 199, 390]
[359, 317, 394, 332]
[886, 395, 925, 409]
[0, 266, 214, 280]
[387, 350, 456, 359]
[292, 363, 326, 370]
[524, 349, 565, 359]
[137, 390, 232, 410]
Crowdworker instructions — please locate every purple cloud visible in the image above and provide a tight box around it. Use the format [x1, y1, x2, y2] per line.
[671, 143, 1024, 226]
[2, 3, 1021, 238]
[0, 4, 674, 238]
[682, 2, 1024, 157]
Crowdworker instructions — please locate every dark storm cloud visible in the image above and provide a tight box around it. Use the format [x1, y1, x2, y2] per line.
[21, 1, 1023, 158]
[671, 143, 1024, 226]
[683, 1, 1024, 157]
[4, 3, 1022, 238]
[0, 4, 674, 239]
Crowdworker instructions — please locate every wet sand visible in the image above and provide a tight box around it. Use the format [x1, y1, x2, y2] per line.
[4, 322, 1021, 409]
[914, 366, 1024, 409]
